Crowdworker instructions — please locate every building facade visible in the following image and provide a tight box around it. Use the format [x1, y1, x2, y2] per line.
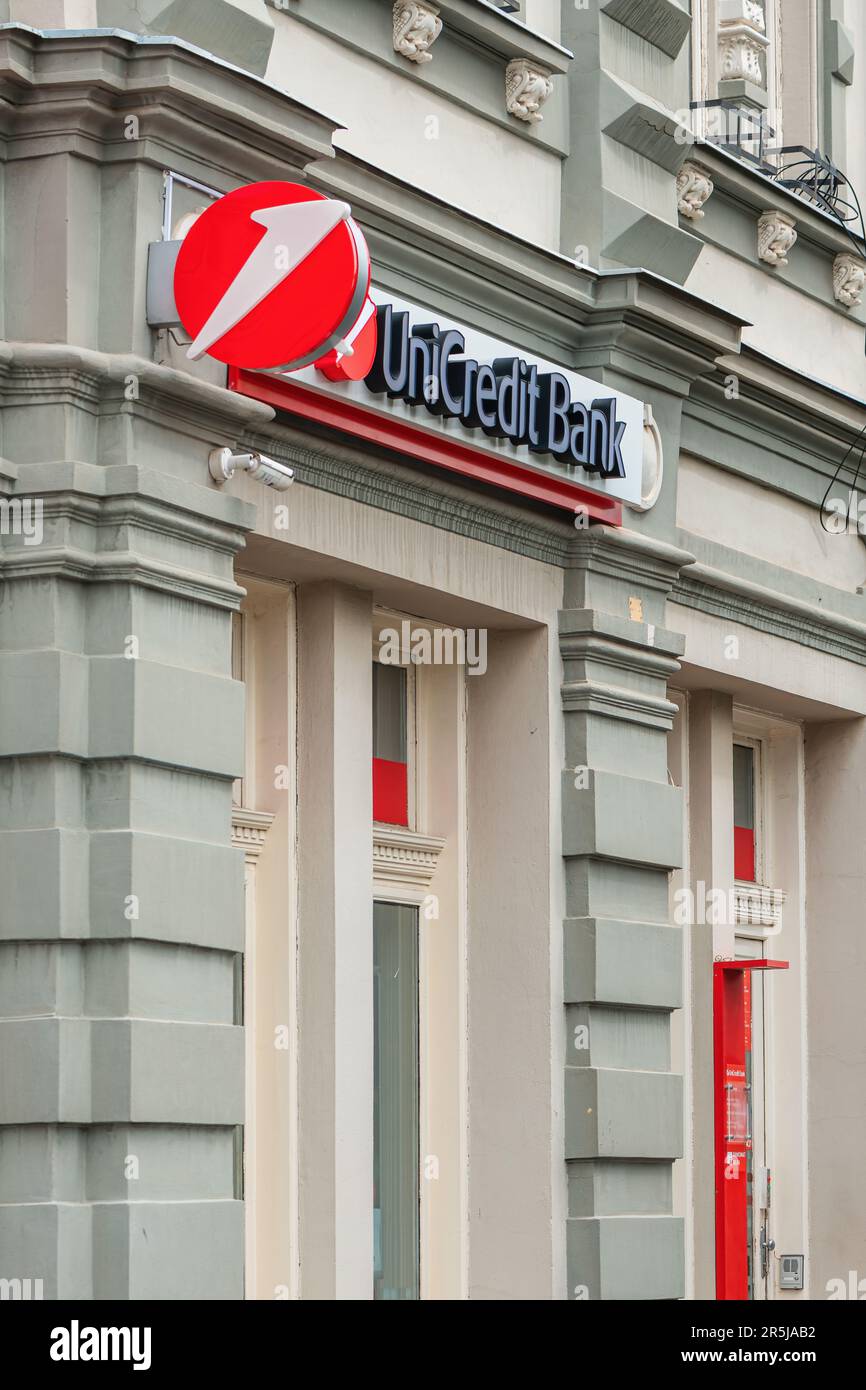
[1, 0, 865, 1301]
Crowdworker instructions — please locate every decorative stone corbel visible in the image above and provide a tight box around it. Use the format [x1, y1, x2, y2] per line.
[232, 807, 275, 862]
[676, 161, 715, 219]
[393, 1, 442, 64]
[718, 0, 770, 87]
[505, 58, 554, 124]
[833, 251, 866, 308]
[757, 209, 797, 266]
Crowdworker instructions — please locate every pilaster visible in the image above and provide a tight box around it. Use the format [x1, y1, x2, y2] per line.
[561, 526, 693, 1300]
[0, 371, 260, 1297]
[295, 581, 374, 1300]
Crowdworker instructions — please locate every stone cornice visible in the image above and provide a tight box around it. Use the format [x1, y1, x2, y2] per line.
[558, 601, 686, 730]
[559, 681, 681, 730]
[711, 345, 866, 443]
[232, 806, 275, 859]
[673, 562, 866, 668]
[0, 341, 274, 447]
[0, 541, 247, 610]
[244, 424, 580, 567]
[683, 353, 866, 500]
[561, 636, 683, 678]
[559, 610, 686, 662]
[429, 0, 571, 71]
[373, 824, 446, 888]
[689, 139, 866, 264]
[567, 525, 697, 593]
[580, 274, 746, 396]
[0, 455, 253, 534]
[0, 23, 337, 179]
[19, 484, 250, 554]
[0, 482, 250, 610]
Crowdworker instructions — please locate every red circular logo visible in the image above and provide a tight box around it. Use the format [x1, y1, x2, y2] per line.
[174, 181, 370, 372]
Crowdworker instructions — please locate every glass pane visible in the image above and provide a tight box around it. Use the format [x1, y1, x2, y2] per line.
[733, 744, 754, 829]
[373, 901, 419, 1300]
[372, 661, 407, 764]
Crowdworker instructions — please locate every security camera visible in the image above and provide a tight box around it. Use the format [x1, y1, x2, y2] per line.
[208, 447, 294, 491]
[247, 454, 295, 490]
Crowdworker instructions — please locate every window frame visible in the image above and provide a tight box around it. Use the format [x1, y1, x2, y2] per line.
[372, 628, 417, 831]
[733, 729, 766, 888]
[373, 896, 422, 1301]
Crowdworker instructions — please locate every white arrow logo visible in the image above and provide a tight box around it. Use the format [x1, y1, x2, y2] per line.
[187, 198, 352, 360]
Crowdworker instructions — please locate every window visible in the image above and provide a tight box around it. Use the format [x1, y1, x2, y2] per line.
[691, 0, 783, 159]
[372, 659, 411, 826]
[733, 741, 757, 882]
[373, 901, 420, 1300]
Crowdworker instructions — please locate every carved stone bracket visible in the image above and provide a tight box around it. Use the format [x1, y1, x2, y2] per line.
[757, 209, 797, 266]
[505, 57, 554, 125]
[676, 161, 715, 219]
[393, 1, 442, 64]
[833, 251, 866, 308]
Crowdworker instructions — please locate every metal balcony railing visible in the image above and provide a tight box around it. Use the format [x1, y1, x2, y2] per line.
[690, 99, 866, 250]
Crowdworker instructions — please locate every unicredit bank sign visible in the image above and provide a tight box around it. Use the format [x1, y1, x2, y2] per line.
[173, 182, 658, 520]
[368, 304, 629, 482]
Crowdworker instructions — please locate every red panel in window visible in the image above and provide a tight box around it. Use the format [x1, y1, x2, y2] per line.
[373, 757, 408, 826]
[734, 825, 755, 882]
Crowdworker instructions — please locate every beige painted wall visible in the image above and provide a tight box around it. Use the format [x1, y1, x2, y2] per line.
[671, 601, 866, 719]
[264, 16, 562, 248]
[525, 0, 561, 43]
[804, 716, 866, 1299]
[466, 625, 558, 1298]
[677, 455, 866, 597]
[753, 714, 808, 1300]
[237, 472, 565, 1298]
[685, 246, 866, 400]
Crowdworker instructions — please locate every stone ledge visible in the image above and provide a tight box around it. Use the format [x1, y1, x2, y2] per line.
[601, 0, 691, 59]
[0, 1017, 244, 1125]
[673, 565, 866, 670]
[567, 1213, 684, 1299]
[562, 768, 683, 869]
[0, 22, 336, 161]
[565, 1066, 683, 1160]
[432, 0, 571, 70]
[564, 916, 682, 1009]
[0, 342, 274, 440]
